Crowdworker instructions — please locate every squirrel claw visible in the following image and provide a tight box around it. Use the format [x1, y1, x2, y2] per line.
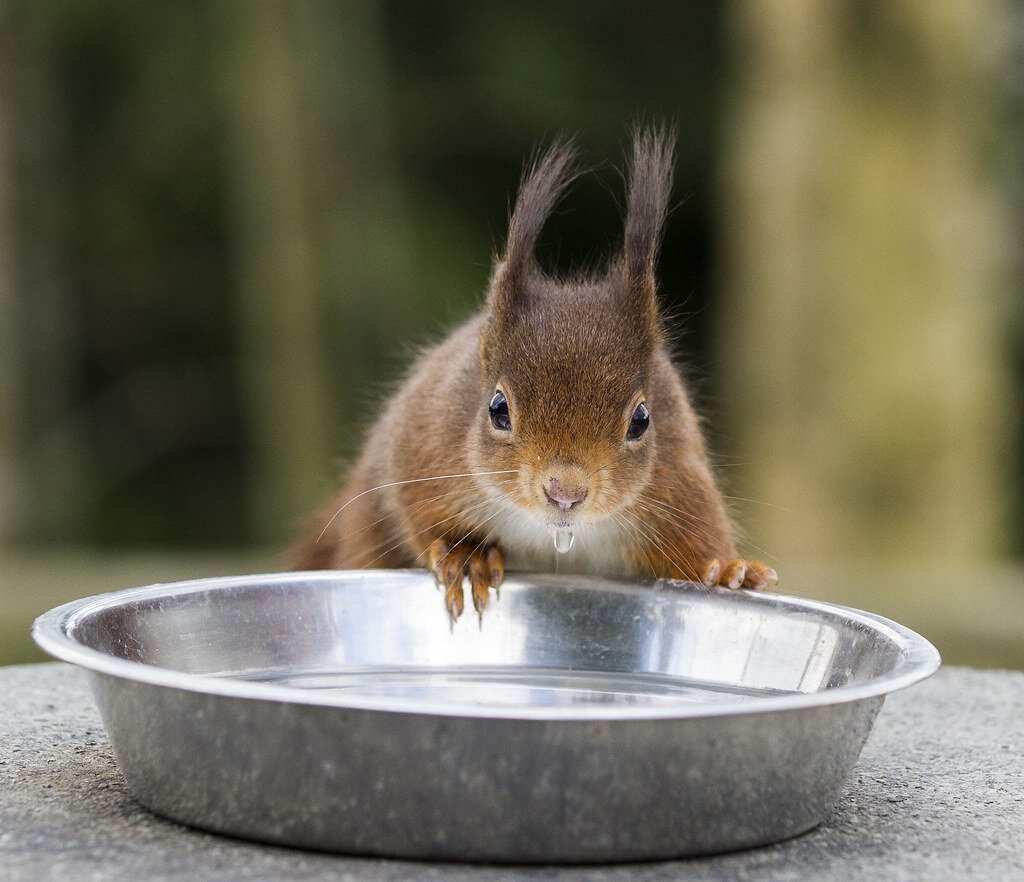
[426, 539, 505, 623]
[743, 561, 778, 591]
[469, 555, 492, 617]
[720, 560, 747, 589]
[441, 565, 466, 622]
[701, 558, 778, 592]
[701, 559, 721, 587]
[486, 546, 505, 599]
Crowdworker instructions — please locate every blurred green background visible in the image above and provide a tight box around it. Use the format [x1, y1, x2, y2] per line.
[2, 1, 1022, 668]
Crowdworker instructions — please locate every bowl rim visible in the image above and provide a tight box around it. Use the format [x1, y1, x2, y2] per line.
[31, 569, 941, 721]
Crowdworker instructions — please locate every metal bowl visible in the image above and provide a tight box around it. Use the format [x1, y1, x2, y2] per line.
[32, 570, 939, 863]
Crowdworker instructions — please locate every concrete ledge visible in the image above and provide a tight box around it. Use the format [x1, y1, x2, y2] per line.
[1, 662, 1022, 880]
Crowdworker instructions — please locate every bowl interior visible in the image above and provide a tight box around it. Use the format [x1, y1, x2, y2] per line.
[46, 571, 936, 715]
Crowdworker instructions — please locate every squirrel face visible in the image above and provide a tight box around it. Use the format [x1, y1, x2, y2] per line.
[467, 130, 676, 538]
[466, 131, 679, 540]
[472, 270, 658, 531]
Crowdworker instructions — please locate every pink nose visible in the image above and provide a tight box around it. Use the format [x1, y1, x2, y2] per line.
[544, 478, 587, 512]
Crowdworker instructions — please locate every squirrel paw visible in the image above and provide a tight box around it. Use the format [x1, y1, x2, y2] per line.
[701, 558, 778, 591]
[426, 539, 505, 624]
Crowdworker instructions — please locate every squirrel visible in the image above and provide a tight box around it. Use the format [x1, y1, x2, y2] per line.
[292, 126, 777, 622]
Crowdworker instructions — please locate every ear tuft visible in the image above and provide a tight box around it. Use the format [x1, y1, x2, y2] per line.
[623, 125, 676, 286]
[500, 136, 580, 287]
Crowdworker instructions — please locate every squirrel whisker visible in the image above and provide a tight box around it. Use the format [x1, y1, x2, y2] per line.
[334, 482, 515, 547]
[617, 482, 783, 572]
[361, 491, 517, 571]
[613, 506, 694, 582]
[315, 470, 519, 543]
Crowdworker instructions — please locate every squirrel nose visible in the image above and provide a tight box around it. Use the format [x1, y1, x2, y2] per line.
[544, 477, 587, 512]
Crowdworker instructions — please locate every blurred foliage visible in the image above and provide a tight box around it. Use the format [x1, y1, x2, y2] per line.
[0, 0, 1021, 558]
[718, 2, 1022, 565]
[0, 0, 727, 548]
[2, 2, 1023, 672]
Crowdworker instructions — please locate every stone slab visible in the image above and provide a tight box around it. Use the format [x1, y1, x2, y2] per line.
[1, 663, 1022, 880]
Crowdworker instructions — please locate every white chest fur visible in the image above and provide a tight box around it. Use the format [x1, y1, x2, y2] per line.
[473, 499, 637, 579]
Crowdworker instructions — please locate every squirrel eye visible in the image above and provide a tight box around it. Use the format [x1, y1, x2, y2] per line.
[489, 390, 512, 432]
[626, 401, 649, 441]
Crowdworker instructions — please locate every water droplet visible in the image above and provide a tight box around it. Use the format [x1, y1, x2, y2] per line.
[553, 528, 575, 554]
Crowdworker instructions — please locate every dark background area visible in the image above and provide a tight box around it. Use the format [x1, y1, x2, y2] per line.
[2, 2, 1022, 668]
[1, 1, 729, 548]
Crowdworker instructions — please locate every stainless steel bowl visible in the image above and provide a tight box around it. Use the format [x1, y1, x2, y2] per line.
[32, 570, 939, 863]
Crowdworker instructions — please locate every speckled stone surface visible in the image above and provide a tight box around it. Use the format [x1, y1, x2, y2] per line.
[2, 662, 1022, 881]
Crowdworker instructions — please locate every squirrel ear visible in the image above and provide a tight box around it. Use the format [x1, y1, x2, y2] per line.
[489, 137, 579, 317]
[622, 125, 675, 310]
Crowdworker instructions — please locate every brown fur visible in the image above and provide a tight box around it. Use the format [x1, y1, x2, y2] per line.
[292, 126, 777, 619]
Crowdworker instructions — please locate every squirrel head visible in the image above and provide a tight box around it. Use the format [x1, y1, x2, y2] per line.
[471, 127, 676, 532]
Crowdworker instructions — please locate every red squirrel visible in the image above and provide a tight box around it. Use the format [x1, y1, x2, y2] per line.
[293, 126, 777, 621]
